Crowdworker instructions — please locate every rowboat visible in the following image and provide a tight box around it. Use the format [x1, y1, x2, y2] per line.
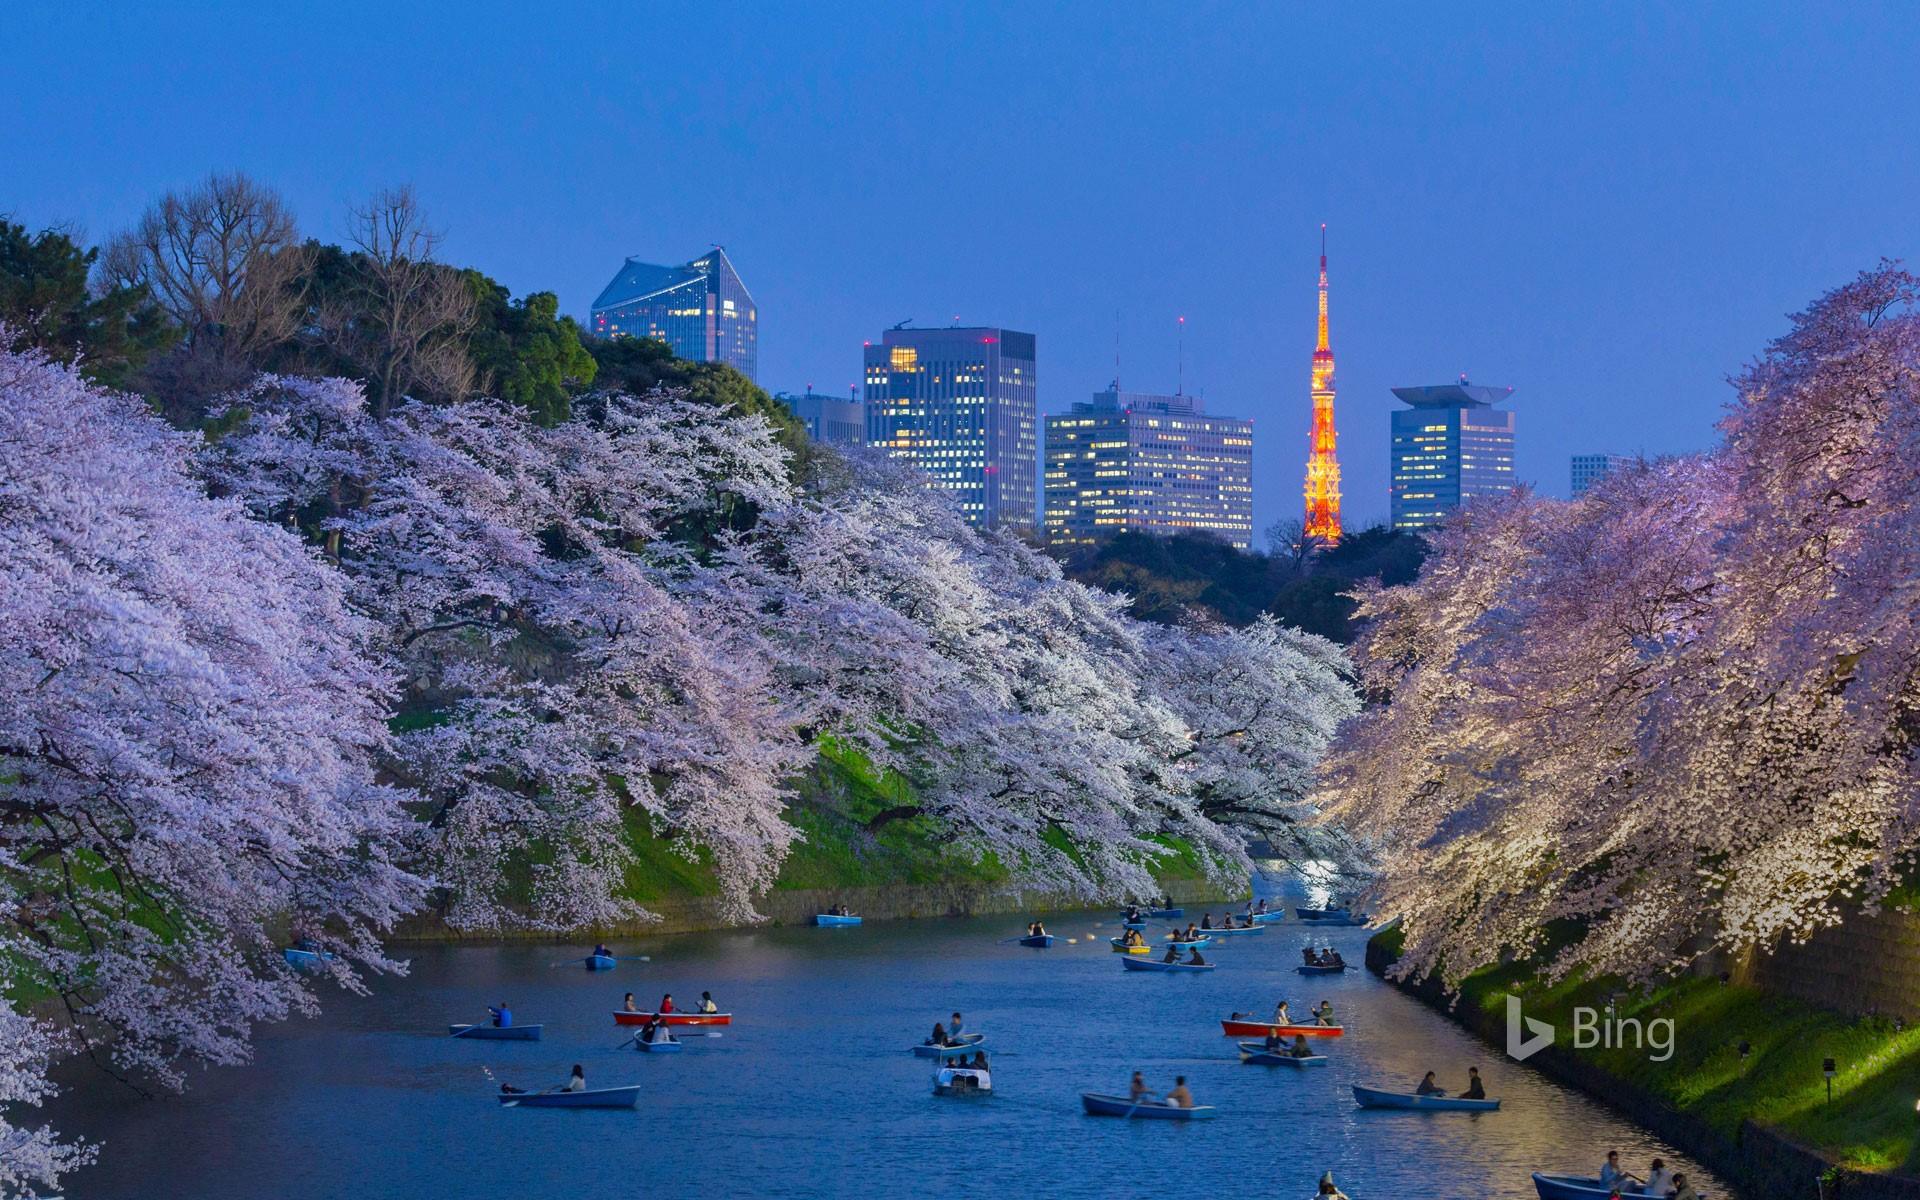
[1019, 933, 1059, 947]
[587, 954, 617, 970]
[1080, 1093, 1216, 1120]
[1122, 957, 1214, 972]
[1250, 911, 1286, 923]
[1122, 920, 1149, 930]
[1299, 913, 1371, 927]
[1531, 1174, 1698, 1200]
[1148, 907, 1184, 919]
[815, 913, 862, 926]
[912, 1033, 986, 1058]
[613, 1010, 731, 1027]
[933, 1066, 992, 1096]
[633, 1032, 682, 1052]
[1220, 1018, 1345, 1038]
[283, 947, 333, 969]
[1295, 906, 1348, 921]
[498, 1085, 641, 1109]
[1161, 936, 1213, 949]
[1237, 1043, 1328, 1067]
[1205, 924, 1266, 936]
[448, 1023, 543, 1041]
[1352, 1083, 1500, 1111]
[1297, 962, 1350, 974]
[1110, 939, 1151, 954]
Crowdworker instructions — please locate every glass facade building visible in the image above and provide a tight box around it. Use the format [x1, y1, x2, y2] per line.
[1389, 382, 1517, 531]
[1571, 453, 1634, 498]
[863, 327, 1037, 532]
[588, 247, 757, 381]
[1044, 389, 1254, 549]
[777, 388, 867, 447]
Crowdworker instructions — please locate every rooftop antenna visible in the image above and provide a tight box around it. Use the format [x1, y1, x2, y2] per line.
[1177, 316, 1186, 396]
[890, 318, 914, 330]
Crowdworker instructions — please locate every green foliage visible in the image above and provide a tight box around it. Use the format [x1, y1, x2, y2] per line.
[1270, 573, 1359, 641]
[583, 334, 807, 454]
[0, 218, 174, 388]
[466, 275, 597, 425]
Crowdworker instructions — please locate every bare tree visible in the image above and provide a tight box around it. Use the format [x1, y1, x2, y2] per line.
[99, 172, 310, 403]
[1264, 517, 1327, 575]
[322, 185, 476, 418]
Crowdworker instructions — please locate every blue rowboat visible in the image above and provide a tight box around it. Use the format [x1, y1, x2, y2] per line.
[1237, 1043, 1328, 1067]
[1352, 1083, 1500, 1111]
[1149, 907, 1183, 919]
[1296, 906, 1348, 920]
[587, 954, 617, 970]
[1080, 1092, 1216, 1120]
[912, 1033, 986, 1058]
[1019, 934, 1058, 947]
[1122, 920, 1149, 930]
[1122, 957, 1214, 973]
[634, 1034, 683, 1052]
[1297, 962, 1349, 974]
[815, 914, 862, 926]
[498, 1085, 641, 1109]
[449, 1023, 543, 1041]
[1250, 910, 1286, 923]
[283, 947, 333, 969]
[1162, 936, 1213, 949]
[1206, 924, 1265, 936]
[1531, 1174, 1694, 1200]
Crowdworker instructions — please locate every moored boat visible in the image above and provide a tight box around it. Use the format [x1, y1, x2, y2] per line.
[613, 1010, 731, 1027]
[1351, 1082, 1500, 1111]
[448, 1023, 543, 1041]
[933, 1065, 992, 1096]
[498, 1084, 641, 1109]
[1122, 957, 1214, 972]
[1220, 1018, 1344, 1038]
[912, 1032, 987, 1058]
[815, 913, 862, 926]
[1080, 1092, 1216, 1120]
[1019, 933, 1058, 947]
[1237, 1042, 1328, 1066]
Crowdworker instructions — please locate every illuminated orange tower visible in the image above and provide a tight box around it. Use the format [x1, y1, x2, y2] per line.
[1302, 225, 1343, 545]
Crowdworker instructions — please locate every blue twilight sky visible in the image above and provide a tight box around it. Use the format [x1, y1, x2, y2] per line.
[6, 3, 1919, 534]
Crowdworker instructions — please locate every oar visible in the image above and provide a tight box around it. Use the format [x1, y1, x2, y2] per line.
[449, 1023, 497, 1039]
[613, 955, 651, 962]
[549, 956, 590, 968]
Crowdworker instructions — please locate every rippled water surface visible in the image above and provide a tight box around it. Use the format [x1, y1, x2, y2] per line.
[50, 905, 1730, 1199]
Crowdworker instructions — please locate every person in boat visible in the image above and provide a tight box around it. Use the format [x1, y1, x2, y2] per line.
[1256, 898, 1270, 915]
[1642, 1159, 1675, 1198]
[698, 991, 718, 1014]
[1462, 1066, 1486, 1099]
[1597, 1151, 1630, 1192]
[1415, 1070, 1445, 1096]
[641, 1014, 670, 1044]
[592, 942, 612, 959]
[622, 992, 639, 1013]
[929, 1022, 949, 1046]
[489, 1003, 512, 1028]
[1186, 948, 1207, 966]
[1028, 920, 1047, 937]
[1263, 1032, 1284, 1052]
[1200, 913, 1214, 930]
[565, 1064, 586, 1092]
[1165, 1076, 1193, 1108]
[1273, 999, 1293, 1025]
[948, 1012, 965, 1040]
[1302, 947, 1318, 966]
[1162, 943, 1182, 963]
[1290, 1035, 1315, 1058]
[1313, 1000, 1335, 1026]
[1329, 948, 1345, 967]
[969, 1050, 989, 1070]
[1667, 1172, 1691, 1199]
[1316, 1171, 1351, 1199]
[1129, 1071, 1153, 1102]
[1125, 928, 1146, 947]
[658, 993, 675, 1014]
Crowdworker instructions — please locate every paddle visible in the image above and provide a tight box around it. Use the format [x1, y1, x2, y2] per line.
[549, 956, 589, 968]
[450, 1022, 502, 1039]
[613, 955, 651, 962]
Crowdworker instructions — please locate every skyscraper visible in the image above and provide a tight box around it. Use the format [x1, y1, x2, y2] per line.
[864, 326, 1037, 531]
[1389, 380, 1517, 531]
[777, 388, 867, 447]
[588, 247, 757, 381]
[1571, 453, 1634, 498]
[1044, 387, 1254, 549]
[1302, 226, 1342, 545]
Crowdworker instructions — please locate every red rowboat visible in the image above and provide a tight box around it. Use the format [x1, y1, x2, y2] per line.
[613, 1010, 732, 1027]
[1219, 1019, 1344, 1038]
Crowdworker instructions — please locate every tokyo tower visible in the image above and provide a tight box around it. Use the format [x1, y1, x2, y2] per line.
[1302, 225, 1342, 545]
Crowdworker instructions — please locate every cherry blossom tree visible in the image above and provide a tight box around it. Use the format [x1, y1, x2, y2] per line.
[0, 345, 420, 1191]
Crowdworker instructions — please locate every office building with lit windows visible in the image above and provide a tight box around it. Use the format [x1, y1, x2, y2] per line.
[1389, 381, 1517, 531]
[863, 326, 1037, 532]
[588, 246, 757, 381]
[777, 388, 867, 447]
[1044, 388, 1254, 549]
[1571, 453, 1634, 498]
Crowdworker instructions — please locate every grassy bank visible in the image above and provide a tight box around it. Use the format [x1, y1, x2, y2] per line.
[1371, 925, 1920, 1175]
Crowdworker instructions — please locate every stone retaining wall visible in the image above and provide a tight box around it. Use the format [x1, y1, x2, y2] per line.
[391, 875, 1241, 942]
[1731, 909, 1920, 1023]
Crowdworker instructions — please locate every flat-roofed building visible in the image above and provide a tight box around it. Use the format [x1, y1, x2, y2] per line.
[1389, 380, 1517, 530]
[777, 388, 867, 447]
[1571, 453, 1634, 498]
[1044, 387, 1254, 549]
